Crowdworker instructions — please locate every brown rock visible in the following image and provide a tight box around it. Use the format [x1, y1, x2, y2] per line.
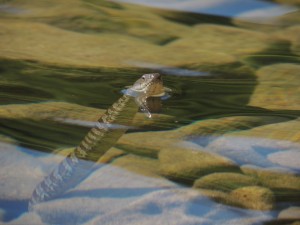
[111, 154, 161, 178]
[166, 24, 271, 57]
[241, 165, 300, 201]
[158, 147, 239, 184]
[249, 64, 300, 110]
[229, 186, 275, 210]
[193, 172, 258, 192]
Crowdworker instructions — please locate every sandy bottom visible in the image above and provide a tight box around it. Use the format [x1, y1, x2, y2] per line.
[0, 142, 273, 225]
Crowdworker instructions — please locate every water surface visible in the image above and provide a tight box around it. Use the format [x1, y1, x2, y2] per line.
[0, 0, 300, 224]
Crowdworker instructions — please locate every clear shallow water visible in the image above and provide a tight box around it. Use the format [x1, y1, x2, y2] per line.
[0, 0, 300, 224]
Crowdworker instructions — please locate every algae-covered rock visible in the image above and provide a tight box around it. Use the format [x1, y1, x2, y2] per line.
[193, 172, 258, 192]
[0, 20, 160, 68]
[275, 26, 300, 56]
[219, 118, 300, 144]
[54, 146, 126, 163]
[166, 24, 271, 57]
[249, 64, 300, 110]
[241, 165, 300, 201]
[0, 1, 240, 69]
[116, 115, 297, 165]
[111, 154, 161, 178]
[158, 147, 239, 184]
[5, 0, 190, 45]
[0, 102, 173, 129]
[0, 102, 104, 121]
[195, 188, 230, 205]
[196, 186, 275, 211]
[116, 128, 179, 158]
[275, 11, 300, 27]
[178, 116, 281, 141]
[117, 115, 287, 159]
[229, 186, 275, 210]
[241, 165, 300, 190]
[98, 148, 126, 164]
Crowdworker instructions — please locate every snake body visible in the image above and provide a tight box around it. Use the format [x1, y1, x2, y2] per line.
[29, 73, 164, 210]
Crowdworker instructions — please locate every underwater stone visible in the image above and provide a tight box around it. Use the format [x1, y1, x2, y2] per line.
[241, 118, 300, 143]
[275, 11, 300, 27]
[98, 147, 127, 164]
[241, 165, 300, 201]
[229, 186, 275, 210]
[281, 26, 300, 56]
[111, 154, 161, 178]
[249, 63, 300, 110]
[196, 185, 275, 211]
[166, 24, 271, 57]
[158, 147, 239, 184]
[0, 8, 237, 69]
[0, 102, 173, 129]
[0, 102, 105, 121]
[193, 172, 258, 192]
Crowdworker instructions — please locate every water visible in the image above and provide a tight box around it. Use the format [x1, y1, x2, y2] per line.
[0, 0, 300, 224]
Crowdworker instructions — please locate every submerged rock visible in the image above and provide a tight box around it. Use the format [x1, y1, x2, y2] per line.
[275, 11, 300, 27]
[249, 64, 300, 110]
[277, 26, 300, 56]
[166, 24, 271, 57]
[193, 172, 258, 192]
[111, 154, 161, 178]
[241, 165, 300, 202]
[244, 118, 300, 143]
[0, 20, 160, 68]
[117, 115, 286, 158]
[178, 116, 282, 143]
[0, 102, 173, 129]
[196, 186, 275, 211]
[0, 2, 241, 69]
[229, 186, 275, 210]
[158, 147, 239, 184]
[98, 148, 126, 164]
[0, 102, 104, 121]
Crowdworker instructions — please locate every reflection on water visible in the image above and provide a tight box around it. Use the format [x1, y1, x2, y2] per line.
[0, 0, 300, 224]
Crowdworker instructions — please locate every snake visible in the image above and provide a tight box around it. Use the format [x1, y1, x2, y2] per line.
[29, 73, 165, 210]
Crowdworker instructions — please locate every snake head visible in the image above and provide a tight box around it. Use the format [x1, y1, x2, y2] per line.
[130, 73, 164, 97]
[125, 73, 164, 118]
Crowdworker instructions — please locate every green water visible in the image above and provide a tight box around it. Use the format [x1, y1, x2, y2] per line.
[0, 0, 300, 224]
